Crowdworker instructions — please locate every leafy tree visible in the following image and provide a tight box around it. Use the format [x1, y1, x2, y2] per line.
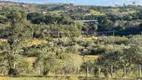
[62, 54, 82, 74]
[0, 7, 32, 76]
[27, 12, 44, 24]
[60, 14, 72, 24]
[123, 35, 142, 64]
[35, 43, 62, 76]
[115, 25, 125, 31]
[98, 19, 114, 31]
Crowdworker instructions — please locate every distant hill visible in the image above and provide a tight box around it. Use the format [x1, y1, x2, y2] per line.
[0, 1, 141, 15]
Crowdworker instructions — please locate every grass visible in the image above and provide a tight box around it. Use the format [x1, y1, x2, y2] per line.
[90, 10, 105, 15]
[108, 8, 136, 15]
[0, 38, 47, 47]
[0, 75, 70, 80]
[0, 76, 100, 80]
[83, 55, 100, 62]
[0, 74, 138, 80]
[0, 76, 135, 80]
[0, 74, 95, 80]
[27, 38, 47, 47]
[49, 10, 63, 15]
[0, 76, 79, 80]
[0, 77, 64, 80]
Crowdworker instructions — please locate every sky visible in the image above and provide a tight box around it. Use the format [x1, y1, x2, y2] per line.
[1, 0, 142, 6]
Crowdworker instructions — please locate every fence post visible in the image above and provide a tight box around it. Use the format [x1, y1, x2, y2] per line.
[40, 66, 43, 75]
[110, 65, 113, 77]
[98, 66, 101, 77]
[58, 31, 60, 38]
[76, 67, 79, 75]
[123, 65, 126, 76]
[47, 31, 49, 37]
[138, 64, 141, 78]
[86, 67, 89, 77]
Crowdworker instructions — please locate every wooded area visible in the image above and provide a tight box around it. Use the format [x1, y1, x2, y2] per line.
[0, 1, 142, 80]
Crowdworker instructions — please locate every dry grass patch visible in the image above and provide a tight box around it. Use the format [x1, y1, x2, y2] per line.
[27, 39, 47, 47]
[83, 55, 100, 62]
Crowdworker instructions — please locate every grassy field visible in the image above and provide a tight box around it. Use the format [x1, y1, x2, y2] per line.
[0, 77, 62, 80]
[0, 76, 93, 80]
[0, 76, 71, 80]
[0, 76, 137, 80]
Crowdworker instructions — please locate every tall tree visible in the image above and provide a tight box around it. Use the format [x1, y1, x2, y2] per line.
[0, 7, 32, 76]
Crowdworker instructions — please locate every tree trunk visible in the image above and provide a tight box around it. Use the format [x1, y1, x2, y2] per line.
[8, 68, 18, 76]
[7, 54, 18, 76]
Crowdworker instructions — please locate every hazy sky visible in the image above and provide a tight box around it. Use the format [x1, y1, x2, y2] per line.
[1, 0, 142, 6]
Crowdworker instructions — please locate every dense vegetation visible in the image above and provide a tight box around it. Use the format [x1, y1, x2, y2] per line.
[0, 1, 142, 79]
